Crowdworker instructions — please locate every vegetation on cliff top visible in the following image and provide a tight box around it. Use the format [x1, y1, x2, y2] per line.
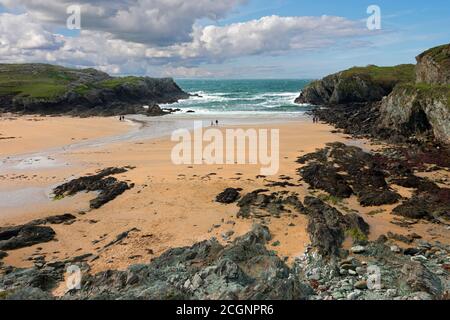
[395, 82, 450, 109]
[340, 64, 415, 87]
[0, 63, 172, 101]
[417, 43, 450, 68]
[0, 64, 84, 99]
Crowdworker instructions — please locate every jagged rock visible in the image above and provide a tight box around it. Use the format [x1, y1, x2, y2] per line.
[392, 187, 450, 221]
[59, 224, 312, 300]
[53, 167, 132, 209]
[416, 43, 450, 85]
[0, 251, 7, 260]
[298, 143, 400, 206]
[379, 83, 450, 144]
[295, 64, 414, 105]
[401, 261, 443, 297]
[236, 190, 304, 219]
[299, 163, 353, 198]
[0, 225, 55, 251]
[215, 188, 241, 204]
[304, 197, 369, 257]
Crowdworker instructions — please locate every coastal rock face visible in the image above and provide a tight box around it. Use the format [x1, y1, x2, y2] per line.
[379, 84, 450, 143]
[416, 44, 450, 85]
[295, 64, 415, 105]
[0, 64, 189, 116]
[295, 74, 384, 105]
[378, 44, 450, 144]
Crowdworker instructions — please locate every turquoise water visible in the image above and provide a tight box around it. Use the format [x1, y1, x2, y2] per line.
[164, 79, 313, 115]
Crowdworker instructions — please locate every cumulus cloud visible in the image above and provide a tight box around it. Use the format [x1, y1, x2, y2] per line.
[0, 0, 374, 77]
[0, 0, 247, 46]
[0, 13, 62, 60]
[173, 15, 369, 60]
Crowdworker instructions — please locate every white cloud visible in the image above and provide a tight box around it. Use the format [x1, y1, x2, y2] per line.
[0, 0, 247, 46]
[173, 15, 369, 60]
[161, 66, 216, 78]
[0, 1, 374, 77]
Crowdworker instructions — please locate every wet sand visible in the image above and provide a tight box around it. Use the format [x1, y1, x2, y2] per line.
[0, 114, 448, 273]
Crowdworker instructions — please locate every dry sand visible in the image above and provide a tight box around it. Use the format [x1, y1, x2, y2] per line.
[0, 115, 448, 274]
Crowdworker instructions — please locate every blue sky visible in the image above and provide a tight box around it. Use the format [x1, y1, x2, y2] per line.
[0, 0, 449, 78]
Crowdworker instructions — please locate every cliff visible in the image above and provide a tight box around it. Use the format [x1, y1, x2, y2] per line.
[295, 64, 415, 105]
[379, 44, 450, 144]
[298, 43, 450, 145]
[0, 64, 189, 116]
[416, 44, 450, 85]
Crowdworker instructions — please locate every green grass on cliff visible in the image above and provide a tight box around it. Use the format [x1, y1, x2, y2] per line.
[0, 64, 147, 100]
[396, 82, 450, 109]
[341, 64, 416, 86]
[97, 76, 143, 89]
[417, 43, 450, 68]
[0, 64, 77, 99]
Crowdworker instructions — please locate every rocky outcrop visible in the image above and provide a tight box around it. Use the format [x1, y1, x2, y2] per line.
[379, 83, 450, 144]
[416, 44, 450, 85]
[0, 225, 314, 300]
[295, 64, 415, 105]
[304, 197, 369, 257]
[236, 190, 305, 219]
[298, 142, 400, 206]
[0, 63, 189, 116]
[303, 44, 450, 145]
[53, 167, 133, 209]
[215, 188, 242, 204]
[0, 225, 55, 251]
[378, 44, 450, 144]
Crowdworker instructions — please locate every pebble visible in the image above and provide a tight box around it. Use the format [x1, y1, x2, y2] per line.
[411, 255, 428, 262]
[347, 290, 362, 300]
[351, 246, 366, 254]
[348, 269, 357, 276]
[386, 289, 397, 298]
[332, 292, 344, 300]
[191, 274, 203, 290]
[390, 245, 401, 253]
[354, 280, 368, 290]
[339, 269, 348, 276]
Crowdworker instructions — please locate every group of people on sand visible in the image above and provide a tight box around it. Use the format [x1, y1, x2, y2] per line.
[210, 120, 219, 127]
[119, 115, 125, 121]
[312, 116, 320, 123]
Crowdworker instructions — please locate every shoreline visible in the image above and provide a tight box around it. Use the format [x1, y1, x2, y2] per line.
[1, 113, 448, 276]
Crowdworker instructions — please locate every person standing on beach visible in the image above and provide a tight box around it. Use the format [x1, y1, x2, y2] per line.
[216, 120, 219, 126]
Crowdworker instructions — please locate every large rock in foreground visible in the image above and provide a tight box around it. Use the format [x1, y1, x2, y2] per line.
[65, 224, 312, 300]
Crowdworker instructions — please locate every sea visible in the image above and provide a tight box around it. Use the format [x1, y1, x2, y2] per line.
[162, 79, 313, 116]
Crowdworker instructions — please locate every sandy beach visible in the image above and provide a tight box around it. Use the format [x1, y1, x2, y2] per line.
[1, 114, 448, 276]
